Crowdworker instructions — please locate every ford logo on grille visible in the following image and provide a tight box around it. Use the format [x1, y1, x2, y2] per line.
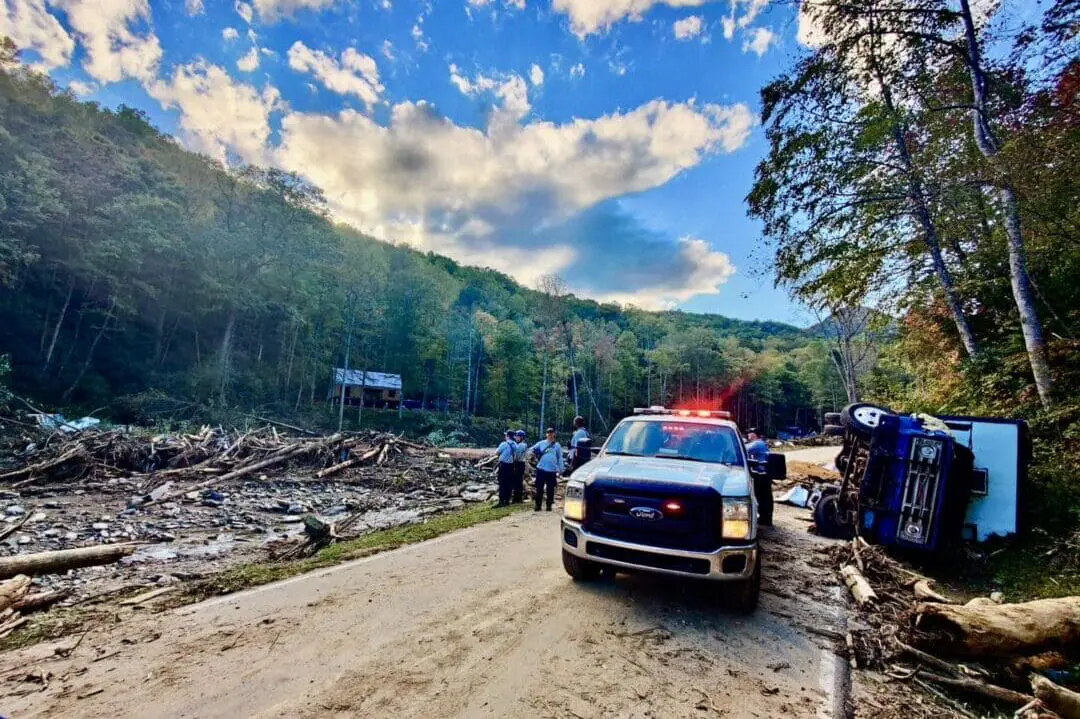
[629, 506, 663, 521]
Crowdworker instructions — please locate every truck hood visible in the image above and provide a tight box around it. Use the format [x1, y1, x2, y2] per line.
[581, 456, 750, 497]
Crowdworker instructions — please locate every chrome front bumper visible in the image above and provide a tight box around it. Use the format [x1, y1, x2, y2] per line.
[561, 519, 757, 581]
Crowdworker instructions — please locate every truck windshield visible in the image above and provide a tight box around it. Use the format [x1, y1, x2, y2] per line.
[604, 421, 744, 466]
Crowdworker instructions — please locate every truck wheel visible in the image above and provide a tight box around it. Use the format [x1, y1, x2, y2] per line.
[562, 549, 601, 581]
[813, 493, 854, 539]
[840, 403, 893, 435]
[824, 412, 842, 425]
[724, 551, 761, 613]
[823, 424, 845, 437]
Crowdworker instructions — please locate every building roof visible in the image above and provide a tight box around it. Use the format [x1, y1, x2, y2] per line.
[332, 369, 402, 391]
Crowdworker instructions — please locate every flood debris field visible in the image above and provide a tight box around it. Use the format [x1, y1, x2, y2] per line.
[0, 423, 503, 620]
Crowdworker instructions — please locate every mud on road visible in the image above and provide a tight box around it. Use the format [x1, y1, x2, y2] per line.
[0, 501, 848, 719]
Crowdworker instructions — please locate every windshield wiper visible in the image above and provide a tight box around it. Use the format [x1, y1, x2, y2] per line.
[604, 451, 641, 457]
[652, 455, 708, 462]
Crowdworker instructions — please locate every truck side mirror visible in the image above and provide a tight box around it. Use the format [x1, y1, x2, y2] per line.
[766, 453, 786, 481]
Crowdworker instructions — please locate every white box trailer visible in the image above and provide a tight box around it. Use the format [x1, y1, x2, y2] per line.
[940, 416, 1031, 542]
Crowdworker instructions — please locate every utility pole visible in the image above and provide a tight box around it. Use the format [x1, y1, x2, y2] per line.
[338, 290, 356, 433]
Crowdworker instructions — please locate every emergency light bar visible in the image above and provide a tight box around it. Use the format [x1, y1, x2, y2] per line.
[632, 406, 732, 419]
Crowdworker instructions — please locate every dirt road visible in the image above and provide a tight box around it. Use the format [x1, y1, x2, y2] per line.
[1, 450, 849, 719]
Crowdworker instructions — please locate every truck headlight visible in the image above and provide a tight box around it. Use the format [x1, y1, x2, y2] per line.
[564, 481, 585, 521]
[722, 499, 751, 540]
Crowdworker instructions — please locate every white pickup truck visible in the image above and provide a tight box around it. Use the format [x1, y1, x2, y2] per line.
[560, 407, 785, 612]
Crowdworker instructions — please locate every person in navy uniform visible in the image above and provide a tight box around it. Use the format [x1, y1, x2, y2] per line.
[529, 427, 564, 511]
[568, 416, 592, 475]
[512, 429, 528, 503]
[745, 429, 769, 461]
[494, 430, 517, 507]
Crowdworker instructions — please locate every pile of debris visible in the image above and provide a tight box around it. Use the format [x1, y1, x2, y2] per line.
[0, 423, 503, 610]
[831, 539, 1080, 719]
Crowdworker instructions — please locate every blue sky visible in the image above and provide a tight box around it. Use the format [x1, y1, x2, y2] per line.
[3, 0, 808, 324]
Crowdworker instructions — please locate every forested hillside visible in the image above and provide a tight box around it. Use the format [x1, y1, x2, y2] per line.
[0, 41, 843, 436]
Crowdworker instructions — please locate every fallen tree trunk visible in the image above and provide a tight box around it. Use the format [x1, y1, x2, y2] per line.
[841, 564, 878, 607]
[0, 543, 139, 580]
[0, 575, 31, 612]
[12, 589, 68, 613]
[315, 445, 381, 478]
[919, 671, 1034, 706]
[916, 596, 1080, 657]
[1033, 675, 1080, 719]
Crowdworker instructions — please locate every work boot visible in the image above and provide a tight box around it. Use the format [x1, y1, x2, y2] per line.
[546, 503, 553, 511]
[534, 502, 542, 512]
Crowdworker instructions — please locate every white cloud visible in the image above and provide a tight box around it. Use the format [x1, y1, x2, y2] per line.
[411, 21, 428, 51]
[569, 62, 585, 79]
[185, 0, 205, 16]
[467, 0, 525, 9]
[251, 0, 335, 21]
[51, 0, 163, 83]
[66, 79, 97, 95]
[552, 0, 718, 38]
[529, 63, 544, 86]
[0, 0, 75, 70]
[742, 26, 776, 56]
[608, 60, 628, 76]
[735, 0, 767, 28]
[223, 27, 240, 41]
[237, 46, 260, 72]
[148, 60, 280, 164]
[272, 98, 754, 305]
[721, 15, 735, 39]
[235, 1, 254, 23]
[287, 41, 382, 107]
[449, 64, 532, 119]
[673, 15, 702, 40]
[380, 39, 395, 61]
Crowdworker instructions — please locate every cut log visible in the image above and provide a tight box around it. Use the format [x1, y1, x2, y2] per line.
[841, 564, 878, 607]
[12, 589, 68, 613]
[314, 458, 358, 478]
[916, 596, 1080, 657]
[0, 575, 31, 612]
[914, 579, 954, 604]
[919, 671, 1035, 706]
[119, 586, 175, 606]
[314, 444, 381, 479]
[0, 543, 139, 580]
[1033, 675, 1080, 719]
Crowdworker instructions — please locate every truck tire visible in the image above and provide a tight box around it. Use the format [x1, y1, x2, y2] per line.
[824, 412, 842, 425]
[813, 492, 854, 540]
[562, 549, 601, 581]
[841, 403, 893, 435]
[823, 424, 845, 436]
[724, 551, 761, 613]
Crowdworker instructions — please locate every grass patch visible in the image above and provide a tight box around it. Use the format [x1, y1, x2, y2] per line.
[189, 501, 530, 600]
[0, 607, 94, 652]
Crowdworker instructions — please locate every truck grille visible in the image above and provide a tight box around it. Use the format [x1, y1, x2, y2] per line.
[897, 437, 944, 546]
[585, 542, 711, 575]
[584, 481, 722, 552]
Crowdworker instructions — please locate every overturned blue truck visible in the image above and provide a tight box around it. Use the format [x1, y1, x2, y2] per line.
[814, 403, 1029, 552]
